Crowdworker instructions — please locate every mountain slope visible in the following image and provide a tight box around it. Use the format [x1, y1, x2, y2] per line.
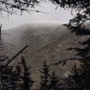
[1, 21, 88, 88]
[3, 22, 67, 54]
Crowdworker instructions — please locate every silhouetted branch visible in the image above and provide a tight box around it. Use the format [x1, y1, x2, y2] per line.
[51, 58, 82, 66]
[0, 0, 47, 15]
[0, 45, 29, 70]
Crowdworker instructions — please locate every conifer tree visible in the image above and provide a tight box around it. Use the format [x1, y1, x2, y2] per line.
[12, 68, 20, 90]
[21, 55, 34, 90]
[0, 66, 15, 90]
[13, 63, 22, 90]
[49, 71, 60, 90]
[40, 60, 50, 90]
[65, 64, 83, 90]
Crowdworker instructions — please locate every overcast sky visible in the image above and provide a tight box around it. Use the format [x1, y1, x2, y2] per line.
[0, 1, 75, 30]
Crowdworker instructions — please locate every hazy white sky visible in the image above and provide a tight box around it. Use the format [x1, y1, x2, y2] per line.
[0, 1, 75, 30]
